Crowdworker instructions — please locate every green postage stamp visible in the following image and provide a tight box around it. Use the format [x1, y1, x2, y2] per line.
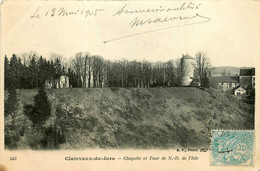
[211, 130, 254, 166]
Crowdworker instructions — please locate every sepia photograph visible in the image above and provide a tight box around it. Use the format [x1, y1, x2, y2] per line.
[3, 52, 255, 150]
[1, 0, 259, 170]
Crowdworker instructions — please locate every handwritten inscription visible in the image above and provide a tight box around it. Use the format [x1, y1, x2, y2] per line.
[106, 2, 210, 42]
[112, 3, 210, 29]
[30, 2, 211, 43]
[31, 7, 104, 19]
[113, 2, 201, 16]
[129, 13, 210, 28]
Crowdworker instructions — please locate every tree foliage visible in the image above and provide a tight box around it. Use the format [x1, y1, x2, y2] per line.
[5, 52, 211, 89]
[5, 88, 18, 117]
[24, 85, 51, 126]
[40, 125, 66, 149]
[4, 53, 68, 90]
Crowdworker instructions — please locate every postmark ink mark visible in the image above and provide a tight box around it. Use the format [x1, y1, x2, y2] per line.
[211, 130, 254, 166]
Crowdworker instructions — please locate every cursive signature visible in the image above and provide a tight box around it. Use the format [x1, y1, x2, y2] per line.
[130, 13, 210, 28]
[104, 13, 210, 43]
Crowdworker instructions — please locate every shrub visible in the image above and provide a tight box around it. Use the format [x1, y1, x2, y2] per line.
[85, 117, 98, 131]
[5, 88, 18, 116]
[28, 130, 44, 149]
[194, 108, 211, 121]
[5, 123, 20, 149]
[176, 104, 182, 108]
[24, 86, 51, 126]
[73, 107, 83, 116]
[40, 125, 66, 149]
[110, 87, 119, 92]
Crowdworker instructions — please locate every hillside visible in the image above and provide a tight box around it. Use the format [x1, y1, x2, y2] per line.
[5, 87, 254, 149]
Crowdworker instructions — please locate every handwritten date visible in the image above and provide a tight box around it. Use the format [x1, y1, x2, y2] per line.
[31, 7, 104, 19]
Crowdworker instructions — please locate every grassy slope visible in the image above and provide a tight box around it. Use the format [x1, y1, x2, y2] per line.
[7, 87, 254, 149]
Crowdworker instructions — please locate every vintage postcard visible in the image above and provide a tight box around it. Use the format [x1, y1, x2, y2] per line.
[0, 0, 259, 170]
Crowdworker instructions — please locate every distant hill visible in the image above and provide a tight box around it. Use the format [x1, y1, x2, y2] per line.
[210, 66, 253, 77]
[5, 87, 254, 149]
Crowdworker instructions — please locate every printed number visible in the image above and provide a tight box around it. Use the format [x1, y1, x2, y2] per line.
[10, 157, 17, 161]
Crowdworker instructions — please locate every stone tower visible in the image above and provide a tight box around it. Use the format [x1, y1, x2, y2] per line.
[181, 54, 195, 86]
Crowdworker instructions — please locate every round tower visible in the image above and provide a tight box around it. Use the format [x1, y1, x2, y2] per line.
[181, 54, 195, 86]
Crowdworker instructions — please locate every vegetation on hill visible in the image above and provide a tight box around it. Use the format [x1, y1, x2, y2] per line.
[4, 51, 211, 90]
[24, 85, 52, 126]
[4, 87, 254, 149]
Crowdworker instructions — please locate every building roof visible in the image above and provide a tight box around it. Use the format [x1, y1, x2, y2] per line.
[182, 54, 194, 59]
[234, 86, 246, 91]
[209, 76, 239, 83]
[240, 68, 255, 76]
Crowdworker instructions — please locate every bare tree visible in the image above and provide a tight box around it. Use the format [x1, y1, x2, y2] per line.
[87, 57, 92, 88]
[71, 52, 84, 87]
[91, 55, 105, 87]
[142, 60, 152, 87]
[173, 59, 187, 86]
[82, 53, 90, 88]
[50, 53, 68, 73]
[20, 51, 39, 66]
[119, 59, 128, 87]
[165, 60, 174, 86]
[97, 57, 105, 87]
[193, 52, 211, 87]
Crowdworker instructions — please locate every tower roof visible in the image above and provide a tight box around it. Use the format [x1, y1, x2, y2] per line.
[182, 54, 194, 59]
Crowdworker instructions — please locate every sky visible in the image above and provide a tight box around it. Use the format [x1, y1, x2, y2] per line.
[1, 1, 260, 67]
